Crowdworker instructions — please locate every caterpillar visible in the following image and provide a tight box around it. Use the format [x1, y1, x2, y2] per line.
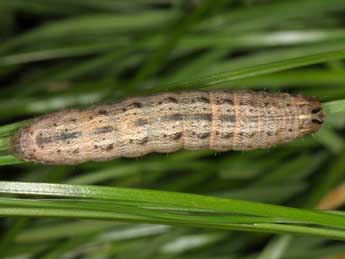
[12, 90, 324, 165]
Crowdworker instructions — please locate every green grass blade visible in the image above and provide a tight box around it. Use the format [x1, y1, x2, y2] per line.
[155, 48, 345, 91]
[0, 182, 344, 231]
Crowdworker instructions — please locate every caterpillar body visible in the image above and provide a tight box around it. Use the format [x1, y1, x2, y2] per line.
[12, 90, 324, 165]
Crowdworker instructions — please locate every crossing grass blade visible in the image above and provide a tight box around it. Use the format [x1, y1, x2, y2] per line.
[0, 181, 344, 240]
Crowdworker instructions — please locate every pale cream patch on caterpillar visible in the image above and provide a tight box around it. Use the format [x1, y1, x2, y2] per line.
[12, 90, 325, 165]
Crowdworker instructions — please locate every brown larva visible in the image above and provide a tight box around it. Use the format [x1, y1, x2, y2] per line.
[12, 90, 325, 165]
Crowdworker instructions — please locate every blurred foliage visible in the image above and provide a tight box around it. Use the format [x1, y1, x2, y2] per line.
[0, 0, 345, 258]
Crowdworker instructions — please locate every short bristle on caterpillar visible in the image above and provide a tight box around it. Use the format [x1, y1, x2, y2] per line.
[11, 90, 325, 165]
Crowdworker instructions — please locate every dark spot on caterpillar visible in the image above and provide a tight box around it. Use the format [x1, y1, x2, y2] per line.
[220, 115, 236, 123]
[53, 123, 57, 127]
[106, 144, 114, 151]
[165, 97, 178, 103]
[312, 108, 321, 113]
[95, 126, 113, 134]
[57, 149, 61, 153]
[215, 99, 222, 105]
[286, 103, 291, 107]
[172, 132, 183, 140]
[224, 99, 234, 105]
[248, 133, 256, 138]
[216, 98, 234, 105]
[89, 116, 93, 120]
[198, 132, 210, 139]
[138, 137, 149, 145]
[94, 145, 98, 149]
[288, 128, 293, 132]
[167, 113, 183, 121]
[129, 139, 133, 144]
[239, 132, 256, 138]
[70, 118, 77, 122]
[267, 131, 273, 136]
[55, 131, 81, 142]
[190, 113, 212, 122]
[167, 97, 178, 103]
[264, 102, 269, 107]
[36, 135, 53, 145]
[72, 148, 80, 154]
[98, 110, 108, 115]
[134, 119, 148, 127]
[192, 97, 210, 104]
[129, 102, 143, 109]
[312, 119, 323, 125]
[122, 108, 127, 112]
[221, 133, 233, 139]
[299, 103, 308, 107]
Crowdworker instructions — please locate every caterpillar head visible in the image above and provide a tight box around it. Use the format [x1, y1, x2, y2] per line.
[298, 96, 325, 134]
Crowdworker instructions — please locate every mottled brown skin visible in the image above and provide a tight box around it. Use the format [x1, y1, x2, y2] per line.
[12, 90, 325, 165]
